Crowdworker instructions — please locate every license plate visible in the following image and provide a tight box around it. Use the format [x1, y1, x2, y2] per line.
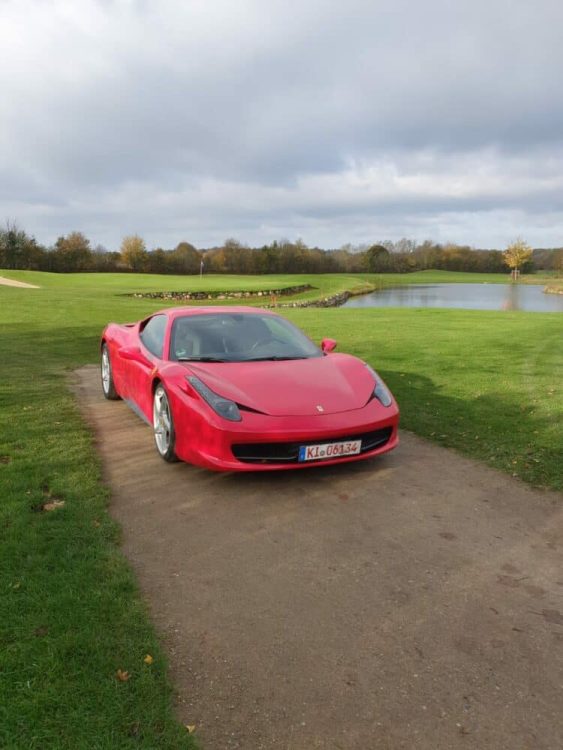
[298, 439, 362, 462]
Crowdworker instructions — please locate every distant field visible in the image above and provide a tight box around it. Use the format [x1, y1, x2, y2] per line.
[1, 269, 372, 297]
[1, 269, 561, 747]
[0, 267, 556, 304]
[0, 270, 375, 308]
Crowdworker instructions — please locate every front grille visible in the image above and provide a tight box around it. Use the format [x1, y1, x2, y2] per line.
[232, 427, 393, 464]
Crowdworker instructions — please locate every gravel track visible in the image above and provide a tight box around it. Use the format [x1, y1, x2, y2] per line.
[73, 365, 563, 750]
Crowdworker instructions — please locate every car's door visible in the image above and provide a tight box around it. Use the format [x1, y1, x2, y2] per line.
[129, 314, 168, 420]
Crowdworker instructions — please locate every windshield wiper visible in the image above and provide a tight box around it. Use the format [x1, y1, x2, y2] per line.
[179, 355, 311, 363]
[177, 356, 228, 362]
[243, 356, 309, 362]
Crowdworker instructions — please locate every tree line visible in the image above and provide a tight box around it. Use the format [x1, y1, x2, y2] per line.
[1, 222, 561, 275]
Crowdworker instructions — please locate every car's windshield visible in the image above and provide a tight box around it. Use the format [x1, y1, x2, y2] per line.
[169, 312, 321, 362]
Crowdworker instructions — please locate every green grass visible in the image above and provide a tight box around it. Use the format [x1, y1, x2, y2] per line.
[0, 269, 371, 292]
[0, 281, 198, 747]
[1, 267, 554, 297]
[0, 269, 561, 747]
[284, 308, 562, 490]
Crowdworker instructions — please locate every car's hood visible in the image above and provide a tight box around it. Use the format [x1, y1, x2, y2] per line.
[185, 353, 375, 416]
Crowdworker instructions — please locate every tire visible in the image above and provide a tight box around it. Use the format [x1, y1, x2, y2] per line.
[153, 384, 178, 463]
[101, 343, 120, 400]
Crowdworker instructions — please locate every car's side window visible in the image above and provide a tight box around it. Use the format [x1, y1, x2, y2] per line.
[263, 317, 295, 345]
[140, 314, 167, 358]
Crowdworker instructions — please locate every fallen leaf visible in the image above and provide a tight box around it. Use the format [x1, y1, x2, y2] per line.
[185, 725, 196, 734]
[143, 654, 153, 665]
[116, 669, 130, 682]
[43, 500, 65, 512]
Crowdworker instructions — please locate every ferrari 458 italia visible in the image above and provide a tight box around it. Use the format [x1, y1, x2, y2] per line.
[100, 307, 399, 471]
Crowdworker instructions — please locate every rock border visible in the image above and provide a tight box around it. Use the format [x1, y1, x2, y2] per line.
[265, 285, 379, 308]
[265, 291, 353, 308]
[129, 284, 377, 308]
[129, 284, 314, 301]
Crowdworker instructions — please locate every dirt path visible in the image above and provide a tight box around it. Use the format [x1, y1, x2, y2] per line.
[0, 275, 39, 288]
[73, 365, 563, 750]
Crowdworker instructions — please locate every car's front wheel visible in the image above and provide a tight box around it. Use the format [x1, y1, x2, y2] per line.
[153, 384, 178, 462]
[101, 343, 120, 400]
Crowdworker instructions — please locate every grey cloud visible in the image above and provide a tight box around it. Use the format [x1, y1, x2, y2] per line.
[1, 0, 563, 248]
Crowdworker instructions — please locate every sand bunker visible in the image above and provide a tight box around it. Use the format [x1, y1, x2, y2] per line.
[0, 276, 39, 288]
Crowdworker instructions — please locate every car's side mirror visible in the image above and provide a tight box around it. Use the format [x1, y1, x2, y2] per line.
[321, 338, 337, 353]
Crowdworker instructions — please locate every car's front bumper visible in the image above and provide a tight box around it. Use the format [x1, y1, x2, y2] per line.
[171, 385, 399, 471]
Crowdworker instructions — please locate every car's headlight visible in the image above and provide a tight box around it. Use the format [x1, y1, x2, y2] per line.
[366, 365, 393, 407]
[187, 376, 242, 421]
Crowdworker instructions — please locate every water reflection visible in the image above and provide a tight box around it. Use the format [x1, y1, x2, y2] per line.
[343, 283, 563, 313]
[502, 284, 519, 311]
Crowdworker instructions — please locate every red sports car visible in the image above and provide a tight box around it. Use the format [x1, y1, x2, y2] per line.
[100, 307, 399, 471]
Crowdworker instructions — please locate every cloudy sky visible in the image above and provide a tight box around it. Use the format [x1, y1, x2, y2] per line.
[1, 0, 563, 250]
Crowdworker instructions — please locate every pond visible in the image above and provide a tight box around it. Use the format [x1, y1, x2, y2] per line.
[342, 283, 563, 313]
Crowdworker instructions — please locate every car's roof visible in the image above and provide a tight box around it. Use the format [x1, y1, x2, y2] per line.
[155, 306, 277, 320]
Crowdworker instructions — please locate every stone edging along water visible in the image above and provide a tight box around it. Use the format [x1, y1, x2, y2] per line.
[544, 285, 563, 295]
[266, 291, 354, 308]
[129, 284, 314, 301]
[129, 284, 376, 308]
